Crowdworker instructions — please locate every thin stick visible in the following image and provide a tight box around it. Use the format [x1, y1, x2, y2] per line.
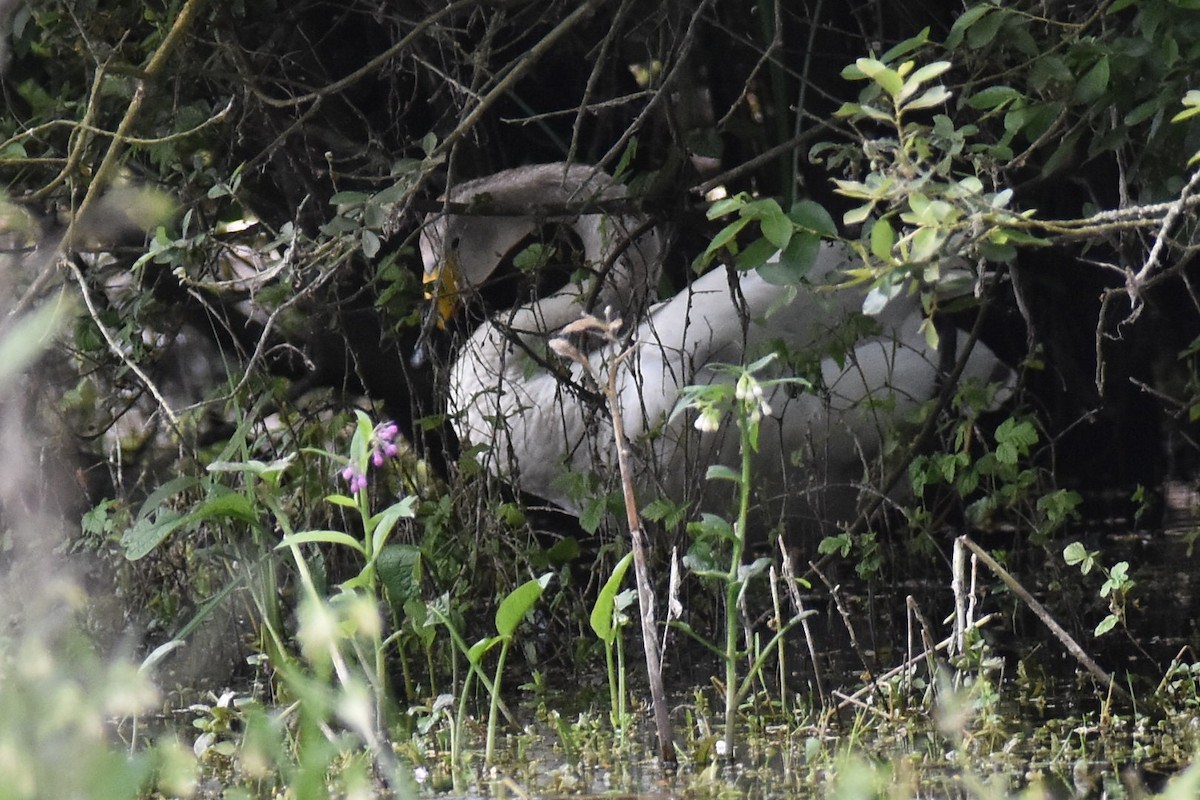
[835, 613, 998, 711]
[811, 560, 879, 689]
[951, 536, 967, 657]
[779, 538, 827, 708]
[957, 535, 1131, 703]
[606, 345, 676, 766]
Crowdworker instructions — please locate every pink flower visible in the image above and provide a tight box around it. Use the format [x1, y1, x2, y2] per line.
[341, 465, 367, 493]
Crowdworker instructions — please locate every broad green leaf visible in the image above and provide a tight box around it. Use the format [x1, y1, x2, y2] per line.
[738, 557, 773, 583]
[277, 530, 366, 553]
[843, 202, 874, 226]
[759, 232, 820, 285]
[209, 456, 295, 479]
[701, 217, 751, 259]
[879, 28, 931, 62]
[495, 573, 552, 638]
[1125, 98, 1162, 127]
[190, 491, 261, 527]
[590, 552, 634, 642]
[869, 218, 895, 262]
[735, 236, 778, 271]
[1072, 57, 1110, 105]
[898, 62, 951, 104]
[540, 536, 581, 565]
[1094, 615, 1119, 636]
[904, 85, 952, 111]
[377, 544, 423, 609]
[135, 475, 201, 521]
[967, 7, 1007, 49]
[856, 58, 903, 98]
[788, 199, 838, 237]
[706, 194, 748, 219]
[368, 495, 419, 555]
[330, 191, 370, 205]
[760, 208, 793, 250]
[468, 636, 498, 665]
[967, 85, 1022, 110]
[910, 227, 942, 263]
[123, 510, 189, 561]
[1062, 541, 1088, 565]
[705, 464, 742, 483]
[1171, 90, 1200, 123]
[945, 5, 993, 50]
[903, 61, 951, 91]
[361, 229, 381, 258]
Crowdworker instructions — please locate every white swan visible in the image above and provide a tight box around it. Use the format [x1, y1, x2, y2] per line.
[420, 164, 1012, 531]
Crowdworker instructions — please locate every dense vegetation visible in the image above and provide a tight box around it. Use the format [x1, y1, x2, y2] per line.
[3, 0, 1200, 795]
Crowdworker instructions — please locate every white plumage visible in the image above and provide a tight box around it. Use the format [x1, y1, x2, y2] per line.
[420, 164, 1012, 531]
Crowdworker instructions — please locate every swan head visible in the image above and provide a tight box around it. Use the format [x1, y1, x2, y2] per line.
[416, 164, 662, 352]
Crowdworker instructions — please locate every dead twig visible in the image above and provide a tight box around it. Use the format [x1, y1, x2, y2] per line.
[957, 534, 1132, 703]
[550, 315, 676, 767]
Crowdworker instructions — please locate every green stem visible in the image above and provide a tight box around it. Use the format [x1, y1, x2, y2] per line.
[485, 639, 510, 764]
[452, 665, 474, 790]
[617, 631, 627, 730]
[605, 639, 619, 728]
[723, 416, 755, 757]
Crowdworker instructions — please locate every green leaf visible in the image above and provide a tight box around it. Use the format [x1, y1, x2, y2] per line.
[967, 7, 1007, 49]
[705, 464, 742, 483]
[1124, 99, 1162, 127]
[869, 218, 895, 262]
[1062, 541, 1088, 566]
[1171, 90, 1200, 123]
[843, 202, 874, 226]
[818, 533, 852, 557]
[377, 544, 423, 609]
[855, 58, 903, 98]
[788, 199, 838, 237]
[900, 61, 951, 100]
[330, 191, 370, 205]
[1094, 614, 1119, 636]
[904, 85, 952, 111]
[701, 217, 751, 260]
[468, 636, 498, 665]
[879, 28, 930, 63]
[495, 573, 552, 638]
[706, 194, 748, 219]
[759, 232, 821, 285]
[910, 227, 942, 263]
[277, 530, 366, 553]
[967, 85, 1022, 110]
[190, 491, 261, 527]
[760, 207, 793, 250]
[123, 510, 189, 561]
[135, 475, 201, 521]
[361, 229, 381, 258]
[946, 5, 993, 50]
[1072, 57, 1110, 105]
[590, 552, 634, 642]
[735, 236, 779, 270]
[368, 495, 419, 555]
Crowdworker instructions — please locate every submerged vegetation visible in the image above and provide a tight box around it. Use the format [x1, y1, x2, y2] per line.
[3, 0, 1200, 797]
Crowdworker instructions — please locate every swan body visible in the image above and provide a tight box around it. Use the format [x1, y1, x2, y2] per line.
[421, 164, 1012, 530]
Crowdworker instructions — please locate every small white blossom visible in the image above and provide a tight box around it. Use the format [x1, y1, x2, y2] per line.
[693, 406, 721, 432]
